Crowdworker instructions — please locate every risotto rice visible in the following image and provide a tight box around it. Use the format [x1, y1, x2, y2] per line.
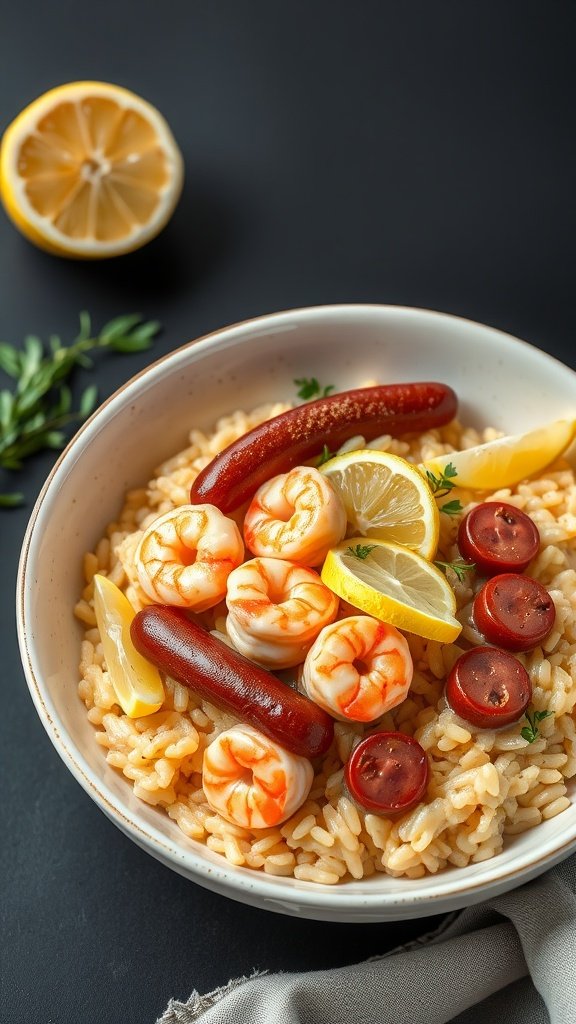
[75, 401, 576, 883]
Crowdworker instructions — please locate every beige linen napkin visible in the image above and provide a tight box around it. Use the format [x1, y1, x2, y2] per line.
[157, 855, 575, 1024]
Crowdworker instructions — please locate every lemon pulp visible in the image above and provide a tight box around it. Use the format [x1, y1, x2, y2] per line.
[320, 449, 439, 559]
[0, 81, 183, 258]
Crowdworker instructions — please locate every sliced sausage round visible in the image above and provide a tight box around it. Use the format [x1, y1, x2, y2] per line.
[445, 646, 531, 729]
[472, 573, 555, 652]
[344, 732, 429, 813]
[458, 502, 539, 577]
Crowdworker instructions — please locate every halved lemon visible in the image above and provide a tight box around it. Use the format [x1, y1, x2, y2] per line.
[320, 449, 439, 559]
[0, 81, 183, 258]
[420, 417, 576, 492]
[321, 538, 462, 643]
[93, 574, 164, 717]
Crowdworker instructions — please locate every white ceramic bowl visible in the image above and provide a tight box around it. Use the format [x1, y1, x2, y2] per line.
[17, 305, 576, 922]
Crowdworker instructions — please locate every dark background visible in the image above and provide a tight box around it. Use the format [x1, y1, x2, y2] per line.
[1, 3, 575, 1023]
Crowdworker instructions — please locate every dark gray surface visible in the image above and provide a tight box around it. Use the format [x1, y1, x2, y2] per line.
[1, 3, 575, 1023]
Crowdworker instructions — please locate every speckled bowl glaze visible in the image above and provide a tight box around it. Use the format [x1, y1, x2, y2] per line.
[17, 305, 576, 922]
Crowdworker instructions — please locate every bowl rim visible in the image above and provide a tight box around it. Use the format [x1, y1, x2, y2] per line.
[16, 303, 576, 915]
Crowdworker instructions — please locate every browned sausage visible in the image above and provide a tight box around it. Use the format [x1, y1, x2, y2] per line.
[190, 382, 457, 512]
[130, 605, 334, 758]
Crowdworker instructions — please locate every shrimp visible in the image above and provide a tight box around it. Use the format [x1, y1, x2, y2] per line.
[134, 503, 244, 611]
[202, 723, 313, 828]
[225, 557, 339, 668]
[301, 615, 413, 722]
[243, 465, 346, 567]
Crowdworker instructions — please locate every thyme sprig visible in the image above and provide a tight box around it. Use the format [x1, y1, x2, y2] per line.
[317, 444, 337, 466]
[424, 462, 463, 517]
[0, 491, 24, 508]
[347, 543, 377, 560]
[437, 499, 464, 517]
[294, 377, 335, 401]
[0, 312, 160, 507]
[521, 708, 553, 744]
[433, 559, 476, 583]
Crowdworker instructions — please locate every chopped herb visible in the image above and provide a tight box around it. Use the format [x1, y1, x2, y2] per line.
[521, 708, 553, 744]
[347, 543, 377, 560]
[439, 498, 464, 517]
[317, 444, 336, 466]
[294, 377, 335, 401]
[424, 462, 463, 517]
[0, 312, 161, 507]
[434, 559, 475, 583]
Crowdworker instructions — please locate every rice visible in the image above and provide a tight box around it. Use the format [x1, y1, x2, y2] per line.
[75, 400, 576, 883]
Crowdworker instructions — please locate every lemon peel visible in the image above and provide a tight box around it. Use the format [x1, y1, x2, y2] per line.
[420, 418, 576, 492]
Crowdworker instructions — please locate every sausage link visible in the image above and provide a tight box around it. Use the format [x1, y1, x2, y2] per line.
[130, 606, 334, 758]
[190, 382, 457, 512]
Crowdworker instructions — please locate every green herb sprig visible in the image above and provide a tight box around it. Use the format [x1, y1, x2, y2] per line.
[317, 444, 337, 466]
[424, 462, 463, 517]
[521, 709, 553, 744]
[347, 543, 377, 560]
[0, 312, 160, 507]
[434, 559, 476, 583]
[294, 377, 335, 401]
[0, 491, 24, 508]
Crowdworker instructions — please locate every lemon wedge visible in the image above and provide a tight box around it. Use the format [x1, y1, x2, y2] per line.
[0, 81, 183, 258]
[320, 449, 439, 559]
[92, 574, 164, 717]
[420, 418, 576, 492]
[321, 538, 462, 643]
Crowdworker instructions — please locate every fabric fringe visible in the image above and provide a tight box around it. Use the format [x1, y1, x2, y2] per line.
[156, 970, 269, 1024]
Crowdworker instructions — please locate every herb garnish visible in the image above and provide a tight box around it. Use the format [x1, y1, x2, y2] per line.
[424, 462, 463, 517]
[294, 377, 335, 401]
[521, 709, 553, 744]
[437, 499, 464, 517]
[317, 444, 336, 466]
[0, 491, 24, 508]
[434, 559, 475, 583]
[0, 312, 160, 507]
[347, 543, 377, 560]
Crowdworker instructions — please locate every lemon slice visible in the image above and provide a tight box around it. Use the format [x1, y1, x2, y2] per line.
[321, 538, 462, 643]
[320, 449, 439, 559]
[93, 574, 164, 717]
[420, 418, 576, 492]
[0, 81, 183, 258]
